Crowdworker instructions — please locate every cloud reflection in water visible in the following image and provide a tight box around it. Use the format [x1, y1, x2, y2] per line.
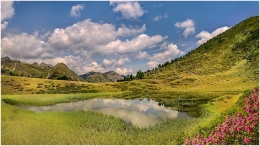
[18, 98, 191, 127]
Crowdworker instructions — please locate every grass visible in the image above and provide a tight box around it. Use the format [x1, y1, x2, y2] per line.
[1, 58, 257, 144]
[1, 90, 244, 144]
[1, 92, 124, 106]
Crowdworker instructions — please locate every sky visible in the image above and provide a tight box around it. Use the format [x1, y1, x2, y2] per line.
[1, 1, 259, 75]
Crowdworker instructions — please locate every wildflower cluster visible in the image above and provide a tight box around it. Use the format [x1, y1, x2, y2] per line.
[184, 88, 259, 145]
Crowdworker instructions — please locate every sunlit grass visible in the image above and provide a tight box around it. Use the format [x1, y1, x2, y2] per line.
[1, 92, 124, 106]
[1, 91, 243, 144]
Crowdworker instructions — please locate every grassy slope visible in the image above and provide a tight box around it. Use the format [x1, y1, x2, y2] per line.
[1, 60, 50, 78]
[48, 62, 84, 81]
[84, 73, 111, 83]
[144, 16, 258, 91]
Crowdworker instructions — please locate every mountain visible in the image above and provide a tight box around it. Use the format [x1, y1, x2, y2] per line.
[1, 57, 122, 82]
[144, 16, 258, 89]
[31, 62, 53, 69]
[39, 63, 53, 69]
[1, 57, 50, 78]
[1, 57, 83, 81]
[103, 70, 124, 82]
[80, 72, 98, 79]
[48, 62, 84, 81]
[80, 72, 111, 83]
[1, 56, 11, 64]
[80, 71, 123, 83]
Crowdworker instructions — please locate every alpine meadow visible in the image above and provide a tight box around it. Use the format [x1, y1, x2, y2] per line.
[1, 1, 259, 145]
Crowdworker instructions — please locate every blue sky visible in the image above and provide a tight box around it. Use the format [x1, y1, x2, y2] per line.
[1, 1, 259, 75]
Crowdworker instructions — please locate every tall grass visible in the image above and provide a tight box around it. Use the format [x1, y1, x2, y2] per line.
[1, 92, 124, 106]
[2, 92, 242, 144]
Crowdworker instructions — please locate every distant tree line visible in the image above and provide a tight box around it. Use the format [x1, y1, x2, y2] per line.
[117, 70, 145, 82]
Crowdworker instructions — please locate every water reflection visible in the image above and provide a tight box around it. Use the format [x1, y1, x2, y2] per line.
[18, 98, 192, 127]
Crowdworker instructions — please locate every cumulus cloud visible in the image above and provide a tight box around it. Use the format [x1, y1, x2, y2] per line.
[196, 26, 230, 45]
[103, 57, 130, 67]
[147, 61, 158, 68]
[103, 59, 113, 66]
[175, 19, 195, 38]
[153, 13, 168, 21]
[1, 17, 167, 75]
[117, 24, 146, 36]
[117, 57, 130, 66]
[48, 19, 147, 53]
[70, 4, 84, 18]
[115, 68, 133, 75]
[150, 43, 184, 63]
[110, 1, 145, 19]
[147, 43, 184, 68]
[1, 1, 15, 31]
[1, 21, 8, 31]
[1, 33, 54, 60]
[1, 1, 15, 21]
[104, 34, 167, 54]
[136, 51, 149, 60]
[83, 62, 105, 73]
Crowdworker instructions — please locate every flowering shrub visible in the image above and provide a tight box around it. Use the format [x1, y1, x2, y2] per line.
[184, 88, 259, 145]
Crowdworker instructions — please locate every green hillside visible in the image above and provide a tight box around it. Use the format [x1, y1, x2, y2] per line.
[48, 63, 84, 81]
[80, 71, 123, 83]
[1, 57, 84, 82]
[103, 71, 124, 82]
[1, 56, 50, 78]
[81, 72, 112, 83]
[143, 16, 259, 91]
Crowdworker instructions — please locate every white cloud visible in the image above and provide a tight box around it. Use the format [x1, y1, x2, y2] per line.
[103, 59, 113, 66]
[103, 57, 130, 67]
[153, 13, 168, 21]
[117, 24, 146, 36]
[150, 43, 184, 63]
[1, 1, 15, 31]
[1, 17, 165, 75]
[83, 62, 105, 73]
[196, 26, 230, 45]
[1, 21, 8, 31]
[40, 31, 51, 40]
[115, 68, 133, 75]
[104, 34, 167, 54]
[110, 1, 145, 19]
[147, 61, 158, 68]
[70, 4, 84, 18]
[175, 19, 195, 38]
[136, 51, 149, 60]
[48, 19, 147, 53]
[1, 33, 54, 60]
[1, 1, 15, 21]
[116, 57, 130, 67]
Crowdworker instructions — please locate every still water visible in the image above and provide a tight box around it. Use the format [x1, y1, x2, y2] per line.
[18, 98, 192, 127]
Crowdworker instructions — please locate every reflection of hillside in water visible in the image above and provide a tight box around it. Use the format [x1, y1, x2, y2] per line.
[18, 98, 192, 127]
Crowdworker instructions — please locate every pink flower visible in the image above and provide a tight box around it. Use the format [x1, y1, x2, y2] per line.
[231, 125, 236, 131]
[183, 88, 259, 145]
[245, 126, 251, 133]
[211, 130, 215, 135]
[244, 137, 250, 144]
[237, 126, 242, 131]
